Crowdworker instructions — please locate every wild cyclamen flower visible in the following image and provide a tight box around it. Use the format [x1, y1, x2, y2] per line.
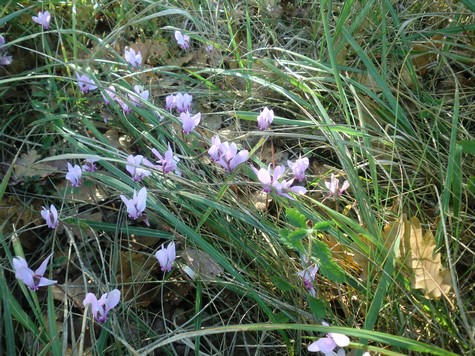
[252, 164, 306, 199]
[102, 85, 116, 105]
[165, 93, 192, 113]
[175, 30, 190, 50]
[120, 187, 147, 220]
[128, 85, 149, 107]
[76, 73, 97, 94]
[308, 322, 350, 355]
[208, 135, 249, 172]
[83, 289, 120, 323]
[82, 157, 99, 172]
[151, 143, 180, 175]
[180, 111, 201, 134]
[32, 11, 51, 30]
[204, 44, 214, 53]
[297, 256, 319, 297]
[66, 162, 82, 187]
[126, 155, 153, 181]
[288, 156, 309, 181]
[41, 204, 59, 229]
[0, 35, 13, 65]
[257, 107, 274, 130]
[325, 174, 349, 197]
[124, 47, 142, 67]
[155, 241, 176, 272]
[13, 254, 57, 291]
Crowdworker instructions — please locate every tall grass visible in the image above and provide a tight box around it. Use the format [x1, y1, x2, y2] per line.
[0, 0, 473, 354]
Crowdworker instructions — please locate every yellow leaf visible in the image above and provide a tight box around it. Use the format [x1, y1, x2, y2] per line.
[402, 216, 452, 301]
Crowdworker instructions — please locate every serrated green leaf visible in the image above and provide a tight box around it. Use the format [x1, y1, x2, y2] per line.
[280, 228, 305, 251]
[286, 208, 307, 229]
[271, 277, 295, 292]
[313, 221, 333, 231]
[311, 240, 346, 283]
[308, 297, 327, 319]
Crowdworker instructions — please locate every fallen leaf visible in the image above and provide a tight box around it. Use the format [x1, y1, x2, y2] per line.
[182, 247, 223, 282]
[12, 150, 57, 184]
[402, 216, 452, 301]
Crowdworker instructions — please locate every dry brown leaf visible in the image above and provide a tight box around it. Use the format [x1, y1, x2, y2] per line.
[117, 251, 158, 307]
[12, 150, 57, 183]
[52, 275, 88, 309]
[402, 216, 452, 301]
[182, 247, 223, 282]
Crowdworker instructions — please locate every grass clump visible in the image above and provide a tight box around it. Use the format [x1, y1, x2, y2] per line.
[0, 0, 473, 355]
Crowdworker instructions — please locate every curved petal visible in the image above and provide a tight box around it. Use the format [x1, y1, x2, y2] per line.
[329, 332, 350, 347]
[35, 253, 53, 276]
[105, 289, 121, 312]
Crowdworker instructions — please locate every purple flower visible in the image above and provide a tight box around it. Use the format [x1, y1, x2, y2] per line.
[32, 11, 51, 30]
[125, 155, 153, 182]
[41, 204, 59, 229]
[82, 157, 99, 172]
[175, 30, 190, 50]
[83, 289, 120, 323]
[66, 162, 82, 187]
[128, 85, 149, 107]
[252, 164, 306, 199]
[257, 107, 274, 130]
[180, 111, 201, 134]
[0, 35, 13, 65]
[297, 256, 319, 297]
[116, 97, 131, 114]
[151, 143, 180, 175]
[12, 254, 57, 291]
[175, 93, 192, 113]
[252, 164, 286, 193]
[205, 44, 214, 53]
[120, 187, 147, 220]
[325, 174, 349, 197]
[165, 94, 176, 111]
[124, 47, 142, 67]
[288, 156, 309, 181]
[208, 136, 249, 172]
[76, 73, 97, 94]
[101, 85, 116, 105]
[308, 322, 350, 355]
[155, 241, 176, 272]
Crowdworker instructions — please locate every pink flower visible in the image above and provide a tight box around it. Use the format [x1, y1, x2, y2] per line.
[76, 73, 97, 94]
[126, 155, 153, 182]
[41, 204, 59, 229]
[0, 35, 12, 65]
[66, 162, 82, 187]
[180, 111, 201, 134]
[102, 85, 116, 105]
[175, 93, 192, 113]
[128, 85, 149, 107]
[175, 30, 190, 50]
[257, 107, 274, 130]
[32, 11, 51, 30]
[325, 174, 349, 197]
[297, 255, 319, 297]
[151, 143, 180, 175]
[252, 164, 306, 199]
[308, 322, 350, 355]
[12, 254, 57, 291]
[81, 158, 99, 172]
[165, 94, 176, 110]
[155, 241, 176, 272]
[208, 136, 249, 172]
[120, 187, 147, 220]
[124, 47, 142, 67]
[83, 289, 120, 323]
[288, 156, 309, 181]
